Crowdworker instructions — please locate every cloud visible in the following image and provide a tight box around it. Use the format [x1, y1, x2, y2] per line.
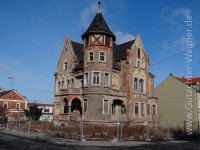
[163, 7, 191, 26]
[81, 3, 97, 29]
[162, 35, 187, 52]
[115, 31, 135, 44]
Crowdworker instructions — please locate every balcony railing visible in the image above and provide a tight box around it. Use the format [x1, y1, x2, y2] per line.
[59, 88, 83, 95]
[111, 89, 127, 97]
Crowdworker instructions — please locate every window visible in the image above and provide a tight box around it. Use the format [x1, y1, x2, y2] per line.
[147, 104, 150, 115]
[4, 102, 8, 109]
[138, 48, 141, 59]
[63, 62, 67, 71]
[112, 105, 115, 114]
[85, 36, 90, 47]
[139, 79, 144, 93]
[99, 52, 106, 62]
[83, 99, 88, 112]
[16, 103, 20, 109]
[141, 103, 144, 116]
[103, 100, 109, 114]
[92, 72, 100, 85]
[64, 106, 69, 113]
[121, 106, 126, 114]
[152, 105, 156, 115]
[104, 72, 110, 86]
[105, 35, 110, 46]
[134, 78, 138, 92]
[138, 61, 140, 67]
[88, 51, 94, 62]
[44, 107, 49, 113]
[135, 102, 139, 115]
[84, 72, 89, 86]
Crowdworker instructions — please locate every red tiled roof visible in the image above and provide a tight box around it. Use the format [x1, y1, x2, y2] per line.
[175, 77, 200, 84]
[28, 103, 54, 107]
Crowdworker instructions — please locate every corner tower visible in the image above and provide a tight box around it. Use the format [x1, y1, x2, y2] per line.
[81, 2, 116, 121]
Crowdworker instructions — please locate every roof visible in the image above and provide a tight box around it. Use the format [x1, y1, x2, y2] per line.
[82, 12, 115, 41]
[28, 103, 54, 107]
[0, 90, 11, 97]
[71, 40, 83, 61]
[174, 76, 200, 85]
[113, 40, 135, 61]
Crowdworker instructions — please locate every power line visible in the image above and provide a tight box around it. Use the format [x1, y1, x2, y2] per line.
[151, 45, 200, 66]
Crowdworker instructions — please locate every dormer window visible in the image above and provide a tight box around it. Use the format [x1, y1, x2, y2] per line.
[99, 51, 106, 62]
[63, 62, 67, 71]
[88, 51, 94, 62]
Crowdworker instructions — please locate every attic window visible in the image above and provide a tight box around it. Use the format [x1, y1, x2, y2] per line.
[63, 62, 68, 71]
[105, 35, 110, 46]
[138, 48, 141, 59]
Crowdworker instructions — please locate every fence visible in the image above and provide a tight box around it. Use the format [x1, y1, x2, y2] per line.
[1, 119, 200, 141]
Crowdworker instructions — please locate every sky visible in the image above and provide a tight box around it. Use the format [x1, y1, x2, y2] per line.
[0, 0, 200, 104]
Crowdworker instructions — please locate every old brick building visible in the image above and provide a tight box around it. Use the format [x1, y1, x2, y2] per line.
[0, 89, 27, 127]
[54, 3, 157, 124]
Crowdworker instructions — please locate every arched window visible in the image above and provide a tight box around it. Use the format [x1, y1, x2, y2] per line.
[139, 79, 144, 93]
[138, 48, 141, 59]
[134, 78, 138, 92]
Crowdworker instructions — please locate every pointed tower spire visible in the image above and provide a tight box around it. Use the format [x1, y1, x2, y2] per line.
[98, 1, 101, 13]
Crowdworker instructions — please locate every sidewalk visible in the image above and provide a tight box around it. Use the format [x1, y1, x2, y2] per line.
[0, 130, 183, 147]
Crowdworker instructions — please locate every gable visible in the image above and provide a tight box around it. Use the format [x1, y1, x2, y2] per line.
[0, 90, 27, 102]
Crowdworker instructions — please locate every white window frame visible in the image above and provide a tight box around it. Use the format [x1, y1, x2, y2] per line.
[99, 51, 106, 62]
[16, 103, 20, 109]
[92, 71, 101, 86]
[84, 72, 89, 86]
[88, 51, 94, 62]
[63, 62, 68, 71]
[4, 101, 8, 109]
[103, 99, 109, 114]
[103, 72, 110, 87]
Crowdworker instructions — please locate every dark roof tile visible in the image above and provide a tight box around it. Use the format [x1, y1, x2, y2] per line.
[71, 41, 83, 61]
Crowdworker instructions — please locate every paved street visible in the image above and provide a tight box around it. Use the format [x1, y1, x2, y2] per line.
[0, 131, 200, 150]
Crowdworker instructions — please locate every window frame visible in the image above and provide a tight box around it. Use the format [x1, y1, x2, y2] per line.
[16, 103, 20, 109]
[99, 51, 106, 62]
[63, 62, 68, 71]
[84, 72, 89, 86]
[140, 103, 145, 116]
[134, 102, 139, 115]
[103, 99, 109, 114]
[83, 99, 88, 113]
[88, 51, 94, 62]
[134, 77, 138, 92]
[4, 101, 8, 109]
[91, 71, 101, 86]
[103, 72, 110, 87]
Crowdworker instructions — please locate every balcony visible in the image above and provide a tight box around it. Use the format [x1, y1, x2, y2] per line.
[59, 88, 83, 95]
[111, 89, 127, 97]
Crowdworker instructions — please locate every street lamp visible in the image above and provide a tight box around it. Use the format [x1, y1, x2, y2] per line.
[7, 76, 14, 130]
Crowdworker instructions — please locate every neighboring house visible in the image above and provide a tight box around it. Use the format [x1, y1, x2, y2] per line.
[28, 103, 54, 122]
[54, 2, 157, 124]
[155, 74, 200, 127]
[0, 89, 27, 123]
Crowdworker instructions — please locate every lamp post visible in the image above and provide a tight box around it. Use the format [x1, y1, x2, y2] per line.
[7, 76, 14, 130]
